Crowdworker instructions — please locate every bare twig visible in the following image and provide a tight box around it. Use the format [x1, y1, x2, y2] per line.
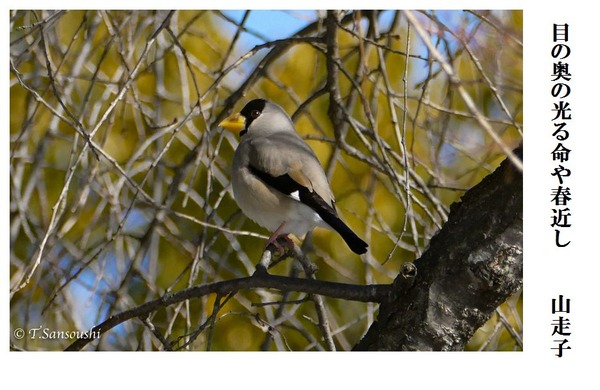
[403, 10, 522, 171]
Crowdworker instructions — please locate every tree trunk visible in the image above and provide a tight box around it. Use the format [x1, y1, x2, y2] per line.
[355, 146, 523, 351]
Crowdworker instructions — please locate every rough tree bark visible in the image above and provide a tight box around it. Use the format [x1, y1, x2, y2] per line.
[355, 146, 523, 351]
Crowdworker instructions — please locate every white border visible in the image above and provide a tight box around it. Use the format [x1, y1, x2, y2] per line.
[3, 1, 598, 388]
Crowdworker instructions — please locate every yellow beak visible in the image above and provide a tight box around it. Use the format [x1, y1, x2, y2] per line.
[219, 113, 246, 133]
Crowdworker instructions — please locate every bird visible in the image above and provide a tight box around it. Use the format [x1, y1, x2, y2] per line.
[219, 99, 368, 255]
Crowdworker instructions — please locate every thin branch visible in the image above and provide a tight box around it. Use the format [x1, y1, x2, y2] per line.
[403, 10, 523, 171]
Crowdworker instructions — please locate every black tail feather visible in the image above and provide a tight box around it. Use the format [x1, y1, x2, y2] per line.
[324, 215, 368, 254]
[296, 188, 368, 254]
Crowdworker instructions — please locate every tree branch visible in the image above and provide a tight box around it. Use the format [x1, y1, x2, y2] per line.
[65, 256, 397, 351]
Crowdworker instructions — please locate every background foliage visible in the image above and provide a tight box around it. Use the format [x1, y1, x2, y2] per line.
[10, 10, 522, 351]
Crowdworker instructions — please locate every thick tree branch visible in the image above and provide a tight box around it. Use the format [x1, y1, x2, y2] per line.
[355, 146, 523, 350]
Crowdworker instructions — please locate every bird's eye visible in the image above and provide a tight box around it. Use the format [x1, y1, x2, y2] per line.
[250, 110, 261, 119]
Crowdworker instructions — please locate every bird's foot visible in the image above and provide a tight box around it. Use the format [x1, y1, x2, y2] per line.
[264, 234, 293, 255]
[260, 234, 294, 269]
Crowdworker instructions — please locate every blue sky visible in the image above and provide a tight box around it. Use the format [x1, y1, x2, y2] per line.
[222, 10, 317, 41]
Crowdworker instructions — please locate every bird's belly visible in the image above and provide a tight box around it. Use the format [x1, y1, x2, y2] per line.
[232, 169, 327, 237]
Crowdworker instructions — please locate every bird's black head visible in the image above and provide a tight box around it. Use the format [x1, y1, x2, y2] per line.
[239, 99, 267, 136]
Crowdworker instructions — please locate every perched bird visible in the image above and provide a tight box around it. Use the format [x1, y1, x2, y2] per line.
[219, 99, 368, 255]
